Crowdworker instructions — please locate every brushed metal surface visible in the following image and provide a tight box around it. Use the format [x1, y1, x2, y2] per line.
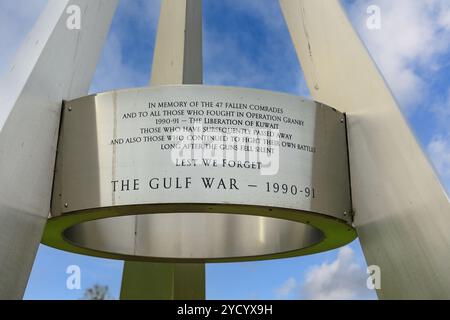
[66, 213, 323, 259]
[52, 86, 351, 218]
[0, 0, 118, 299]
[45, 85, 355, 262]
[280, 0, 450, 299]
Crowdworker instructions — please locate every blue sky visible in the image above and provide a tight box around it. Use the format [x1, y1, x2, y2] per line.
[1, 0, 449, 300]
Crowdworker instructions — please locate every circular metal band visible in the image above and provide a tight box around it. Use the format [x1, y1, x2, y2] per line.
[44, 85, 356, 262]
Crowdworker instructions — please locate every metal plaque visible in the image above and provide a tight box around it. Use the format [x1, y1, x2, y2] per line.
[44, 85, 355, 262]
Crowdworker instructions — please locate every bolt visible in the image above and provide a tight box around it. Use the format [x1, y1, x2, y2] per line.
[68, 107, 72, 112]
[64, 203, 69, 208]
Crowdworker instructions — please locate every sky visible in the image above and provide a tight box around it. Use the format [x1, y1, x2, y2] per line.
[0, 0, 449, 300]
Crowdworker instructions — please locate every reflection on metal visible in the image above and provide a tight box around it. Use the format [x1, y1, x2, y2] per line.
[280, 0, 450, 299]
[0, 0, 118, 299]
[44, 85, 356, 262]
[66, 214, 323, 260]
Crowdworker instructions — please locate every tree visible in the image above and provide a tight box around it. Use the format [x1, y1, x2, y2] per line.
[82, 284, 114, 300]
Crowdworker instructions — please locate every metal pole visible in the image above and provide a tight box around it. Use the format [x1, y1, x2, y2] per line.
[0, 0, 118, 299]
[120, 0, 205, 300]
[280, 0, 450, 299]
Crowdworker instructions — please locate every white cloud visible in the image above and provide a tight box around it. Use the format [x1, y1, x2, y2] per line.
[432, 88, 450, 125]
[426, 88, 450, 194]
[347, 0, 450, 193]
[275, 277, 297, 299]
[203, 0, 305, 95]
[219, 0, 286, 31]
[89, 31, 146, 93]
[300, 246, 375, 300]
[348, 0, 450, 110]
[428, 135, 450, 187]
[89, 0, 161, 93]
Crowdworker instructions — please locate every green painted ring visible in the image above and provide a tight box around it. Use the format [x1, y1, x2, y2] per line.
[42, 203, 357, 263]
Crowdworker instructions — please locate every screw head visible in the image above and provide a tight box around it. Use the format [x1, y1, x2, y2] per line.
[64, 203, 69, 208]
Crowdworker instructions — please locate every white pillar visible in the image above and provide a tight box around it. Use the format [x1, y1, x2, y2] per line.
[0, 0, 118, 299]
[150, 0, 202, 85]
[280, 0, 450, 298]
[120, 0, 205, 300]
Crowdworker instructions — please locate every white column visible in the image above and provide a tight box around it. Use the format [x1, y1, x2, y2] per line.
[280, 0, 450, 299]
[0, 0, 118, 299]
[150, 0, 203, 85]
[120, 0, 205, 300]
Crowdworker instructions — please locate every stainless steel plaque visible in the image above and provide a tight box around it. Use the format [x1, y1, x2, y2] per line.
[44, 85, 355, 262]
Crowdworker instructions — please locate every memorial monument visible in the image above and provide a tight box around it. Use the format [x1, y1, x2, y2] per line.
[0, 0, 449, 300]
